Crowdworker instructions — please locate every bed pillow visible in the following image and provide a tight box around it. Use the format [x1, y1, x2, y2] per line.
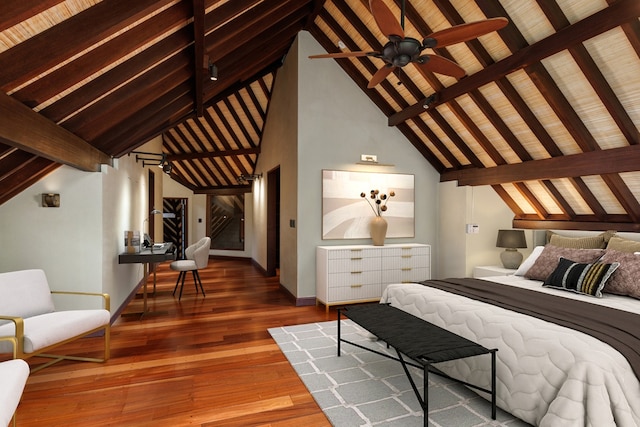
[524, 245, 605, 281]
[514, 246, 545, 276]
[543, 257, 619, 297]
[548, 232, 609, 249]
[598, 249, 640, 299]
[606, 236, 640, 253]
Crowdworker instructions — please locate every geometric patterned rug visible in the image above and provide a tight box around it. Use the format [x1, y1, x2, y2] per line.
[268, 320, 532, 427]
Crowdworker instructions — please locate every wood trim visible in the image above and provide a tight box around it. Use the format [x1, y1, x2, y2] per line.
[389, 0, 640, 126]
[0, 93, 111, 171]
[441, 145, 640, 186]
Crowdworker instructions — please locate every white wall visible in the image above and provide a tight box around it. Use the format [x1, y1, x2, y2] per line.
[438, 182, 535, 278]
[250, 31, 441, 300]
[0, 138, 165, 313]
[253, 35, 299, 295]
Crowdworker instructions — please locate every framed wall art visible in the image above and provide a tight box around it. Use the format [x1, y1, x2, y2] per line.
[322, 169, 415, 240]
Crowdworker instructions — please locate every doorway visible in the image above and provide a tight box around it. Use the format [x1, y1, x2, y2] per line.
[266, 167, 280, 276]
[163, 198, 188, 259]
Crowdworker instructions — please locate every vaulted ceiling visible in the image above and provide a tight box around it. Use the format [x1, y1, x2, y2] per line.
[1, 0, 639, 231]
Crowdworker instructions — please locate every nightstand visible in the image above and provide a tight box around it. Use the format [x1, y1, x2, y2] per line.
[473, 265, 517, 278]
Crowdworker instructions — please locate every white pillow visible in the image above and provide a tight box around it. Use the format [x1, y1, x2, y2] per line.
[514, 246, 545, 276]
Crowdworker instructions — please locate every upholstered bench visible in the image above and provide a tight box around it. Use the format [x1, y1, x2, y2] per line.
[0, 359, 29, 427]
[338, 303, 497, 427]
[0, 269, 111, 372]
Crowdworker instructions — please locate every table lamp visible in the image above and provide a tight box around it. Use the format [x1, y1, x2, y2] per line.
[496, 229, 527, 269]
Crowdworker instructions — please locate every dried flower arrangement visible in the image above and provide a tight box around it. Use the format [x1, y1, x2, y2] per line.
[360, 189, 395, 216]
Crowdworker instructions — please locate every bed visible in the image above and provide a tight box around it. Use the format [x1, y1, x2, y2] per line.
[380, 232, 640, 427]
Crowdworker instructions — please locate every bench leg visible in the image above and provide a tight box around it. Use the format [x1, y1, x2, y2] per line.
[491, 349, 497, 420]
[336, 308, 342, 357]
[396, 350, 428, 425]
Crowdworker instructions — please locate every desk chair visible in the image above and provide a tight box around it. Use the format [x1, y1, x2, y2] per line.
[170, 237, 211, 300]
[0, 359, 29, 427]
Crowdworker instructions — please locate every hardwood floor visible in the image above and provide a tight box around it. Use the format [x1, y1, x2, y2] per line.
[12, 258, 335, 426]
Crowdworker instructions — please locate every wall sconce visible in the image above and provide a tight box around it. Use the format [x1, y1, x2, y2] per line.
[131, 151, 172, 174]
[42, 193, 60, 207]
[356, 154, 394, 167]
[208, 61, 218, 81]
[237, 173, 262, 184]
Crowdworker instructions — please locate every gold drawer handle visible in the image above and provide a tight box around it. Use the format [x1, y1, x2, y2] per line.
[351, 271, 362, 274]
[350, 284, 363, 288]
[402, 268, 412, 271]
[351, 257, 362, 261]
[350, 249, 363, 252]
[402, 255, 412, 258]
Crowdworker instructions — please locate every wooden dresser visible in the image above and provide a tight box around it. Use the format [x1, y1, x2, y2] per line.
[316, 243, 430, 312]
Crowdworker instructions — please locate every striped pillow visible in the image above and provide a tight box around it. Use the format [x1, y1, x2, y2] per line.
[543, 257, 619, 297]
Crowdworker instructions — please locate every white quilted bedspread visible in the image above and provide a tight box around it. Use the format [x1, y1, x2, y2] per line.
[380, 280, 640, 427]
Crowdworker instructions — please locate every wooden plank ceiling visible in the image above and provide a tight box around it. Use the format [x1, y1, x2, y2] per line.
[0, 0, 639, 231]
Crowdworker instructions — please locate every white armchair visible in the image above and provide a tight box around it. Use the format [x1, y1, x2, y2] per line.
[170, 237, 211, 300]
[0, 269, 111, 373]
[0, 359, 29, 427]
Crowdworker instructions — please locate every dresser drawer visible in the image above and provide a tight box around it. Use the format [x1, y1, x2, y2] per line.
[327, 247, 380, 260]
[328, 283, 381, 302]
[327, 271, 380, 287]
[382, 267, 430, 285]
[381, 254, 429, 270]
[327, 256, 381, 273]
[381, 245, 430, 258]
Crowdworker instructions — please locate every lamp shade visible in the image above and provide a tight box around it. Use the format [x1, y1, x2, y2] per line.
[496, 229, 527, 249]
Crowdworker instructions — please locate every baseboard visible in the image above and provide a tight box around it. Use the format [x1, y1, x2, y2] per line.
[295, 297, 317, 306]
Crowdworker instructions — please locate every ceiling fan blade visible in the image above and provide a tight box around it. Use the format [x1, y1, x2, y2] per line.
[369, 0, 404, 38]
[367, 65, 395, 88]
[425, 17, 508, 48]
[416, 55, 466, 79]
[309, 51, 372, 59]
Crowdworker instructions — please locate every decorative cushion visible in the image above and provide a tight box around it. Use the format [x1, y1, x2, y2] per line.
[514, 246, 545, 276]
[524, 245, 605, 281]
[598, 249, 640, 299]
[543, 257, 619, 297]
[548, 233, 604, 249]
[605, 236, 640, 253]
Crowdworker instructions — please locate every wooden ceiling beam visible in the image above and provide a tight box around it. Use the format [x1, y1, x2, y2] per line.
[389, 0, 640, 126]
[65, 53, 193, 141]
[541, 179, 576, 220]
[0, 92, 111, 172]
[13, 2, 192, 110]
[514, 219, 640, 233]
[40, 27, 193, 123]
[97, 85, 194, 156]
[0, 0, 66, 33]
[193, 0, 206, 117]
[513, 182, 548, 220]
[538, 1, 638, 146]
[601, 174, 640, 222]
[0, 0, 176, 91]
[205, 0, 309, 61]
[0, 158, 61, 206]
[441, 144, 640, 186]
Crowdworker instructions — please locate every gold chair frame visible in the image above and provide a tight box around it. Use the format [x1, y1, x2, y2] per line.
[0, 291, 110, 373]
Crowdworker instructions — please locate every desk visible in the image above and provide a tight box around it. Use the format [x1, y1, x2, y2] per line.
[119, 243, 176, 317]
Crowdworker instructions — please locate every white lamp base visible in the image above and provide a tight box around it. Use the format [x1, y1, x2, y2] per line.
[500, 248, 523, 269]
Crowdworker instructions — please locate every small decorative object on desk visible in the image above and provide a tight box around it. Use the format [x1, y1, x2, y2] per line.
[124, 230, 141, 253]
[361, 189, 394, 246]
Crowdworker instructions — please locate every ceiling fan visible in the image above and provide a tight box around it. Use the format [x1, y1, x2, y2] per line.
[309, 0, 508, 88]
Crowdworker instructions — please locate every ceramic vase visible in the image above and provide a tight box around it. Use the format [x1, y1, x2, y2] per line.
[370, 216, 388, 246]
